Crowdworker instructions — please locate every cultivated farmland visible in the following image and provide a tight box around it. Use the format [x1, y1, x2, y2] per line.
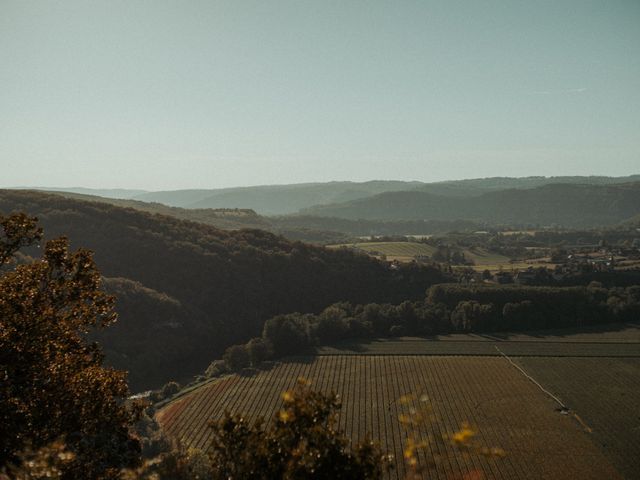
[460, 247, 511, 270]
[327, 241, 520, 271]
[516, 357, 640, 479]
[157, 325, 640, 479]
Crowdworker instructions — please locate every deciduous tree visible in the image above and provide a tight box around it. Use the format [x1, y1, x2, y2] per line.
[0, 213, 141, 479]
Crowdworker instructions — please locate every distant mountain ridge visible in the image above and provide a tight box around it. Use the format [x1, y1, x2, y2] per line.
[13, 186, 148, 199]
[302, 182, 640, 228]
[16, 175, 640, 227]
[35, 190, 486, 241]
[413, 175, 640, 197]
[18, 175, 640, 216]
[134, 181, 424, 214]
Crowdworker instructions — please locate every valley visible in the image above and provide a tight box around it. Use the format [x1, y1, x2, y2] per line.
[3, 176, 640, 478]
[4, 2, 639, 476]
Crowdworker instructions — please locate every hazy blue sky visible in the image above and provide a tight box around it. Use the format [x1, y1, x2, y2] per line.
[1, 0, 639, 190]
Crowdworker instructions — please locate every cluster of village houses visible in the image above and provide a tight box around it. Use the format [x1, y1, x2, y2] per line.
[426, 241, 640, 285]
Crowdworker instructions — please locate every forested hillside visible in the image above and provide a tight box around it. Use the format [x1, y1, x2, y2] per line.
[22, 186, 148, 199]
[46, 190, 483, 241]
[27, 175, 640, 216]
[269, 215, 482, 237]
[0, 190, 446, 390]
[44, 190, 272, 230]
[413, 174, 640, 197]
[302, 183, 640, 227]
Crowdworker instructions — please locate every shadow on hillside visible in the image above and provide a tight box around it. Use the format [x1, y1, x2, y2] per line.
[235, 356, 318, 379]
[310, 322, 640, 352]
[481, 321, 639, 341]
[280, 355, 316, 364]
[310, 341, 370, 353]
[234, 360, 286, 378]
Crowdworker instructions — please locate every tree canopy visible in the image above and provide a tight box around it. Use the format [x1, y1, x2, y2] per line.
[0, 213, 140, 479]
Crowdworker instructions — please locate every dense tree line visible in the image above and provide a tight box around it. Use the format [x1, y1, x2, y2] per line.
[208, 283, 640, 376]
[426, 284, 640, 330]
[0, 191, 447, 390]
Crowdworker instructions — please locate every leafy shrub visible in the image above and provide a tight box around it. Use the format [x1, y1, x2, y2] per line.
[245, 338, 271, 366]
[222, 345, 250, 371]
[161, 381, 181, 398]
[0, 440, 75, 480]
[205, 360, 228, 378]
[362, 304, 397, 336]
[121, 447, 213, 480]
[450, 301, 494, 331]
[389, 325, 406, 337]
[262, 314, 311, 356]
[313, 306, 350, 343]
[208, 379, 392, 479]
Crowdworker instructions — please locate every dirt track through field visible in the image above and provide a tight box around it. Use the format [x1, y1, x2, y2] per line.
[516, 357, 640, 480]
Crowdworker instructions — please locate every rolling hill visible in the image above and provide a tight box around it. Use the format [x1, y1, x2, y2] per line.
[0, 190, 446, 390]
[40, 190, 272, 231]
[301, 183, 640, 227]
[268, 215, 483, 237]
[42, 190, 484, 241]
[13, 186, 148, 199]
[413, 174, 640, 197]
[22, 175, 640, 222]
[134, 181, 424, 214]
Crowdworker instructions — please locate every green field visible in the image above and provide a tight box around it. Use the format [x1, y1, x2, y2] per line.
[157, 325, 640, 479]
